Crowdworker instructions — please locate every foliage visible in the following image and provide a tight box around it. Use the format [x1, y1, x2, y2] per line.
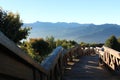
[56, 39, 77, 49]
[0, 8, 30, 43]
[80, 42, 103, 47]
[45, 36, 56, 51]
[105, 35, 120, 51]
[117, 37, 120, 44]
[20, 41, 43, 63]
[20, 37, 77, 63]
[80, 42, 89, 47]
[30, 38, 50, 56]
[20, 38, 54, 63]
[20, 41, 35, 58]
[79, 42, 103, 47]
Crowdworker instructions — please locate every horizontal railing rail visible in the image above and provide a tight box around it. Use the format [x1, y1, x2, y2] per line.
[41, 46, 64, 80]
[96, 46, 120, 71]
[0, 31, 47, 80]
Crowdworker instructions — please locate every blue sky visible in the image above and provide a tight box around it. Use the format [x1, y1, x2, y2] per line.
[0, 0, 120, 24]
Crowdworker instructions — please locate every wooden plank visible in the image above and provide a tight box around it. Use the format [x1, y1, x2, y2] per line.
[0, 50, 33, 80]
[41, 46, 63, 71]
[0, 74, 22, 80]
[0, 31, 47, 74]
[103, 46, 120, 59]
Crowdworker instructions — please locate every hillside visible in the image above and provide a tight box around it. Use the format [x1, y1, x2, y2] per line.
[23, 22, 120, 43]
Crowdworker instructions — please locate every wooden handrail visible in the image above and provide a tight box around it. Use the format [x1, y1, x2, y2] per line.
[41, 46, 64, 80]
[96, 46, 120, 71]
[103, 46, 120, 58]
[41, 46, 63, 71]
[0, 31, 97, 80]
[0, 31, 47, 80]
[0, 31, 47, 74]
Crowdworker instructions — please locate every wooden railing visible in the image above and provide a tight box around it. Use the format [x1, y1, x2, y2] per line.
[0, 31, 48, 80]
[41, 45, 96, 80]
[96, 46, 120, 71]
[0, 31, 96, 80]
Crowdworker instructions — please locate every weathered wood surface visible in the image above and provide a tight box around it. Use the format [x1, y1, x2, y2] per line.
[2, 30, 119, 80]
[0, 31, 47, 80]
[41, 46, 64, 80]
[63, 54, 120, 80]
[0, 30, 95, 80]
[0, 31, 84, 80]
[97, 46, 120, 71]
[0, 31, 47, 74]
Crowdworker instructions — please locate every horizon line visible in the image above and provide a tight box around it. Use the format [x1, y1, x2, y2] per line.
[24, 21, 120, 25]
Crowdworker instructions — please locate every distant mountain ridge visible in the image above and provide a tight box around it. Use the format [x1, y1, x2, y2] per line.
[23, 21, 120, 43]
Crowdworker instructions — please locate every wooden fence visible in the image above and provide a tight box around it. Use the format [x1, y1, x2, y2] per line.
[96, 46, 120, 72]
[0, 31, 95, 80]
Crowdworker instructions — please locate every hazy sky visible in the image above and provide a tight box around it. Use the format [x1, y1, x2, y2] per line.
[0, 0, 120, 24]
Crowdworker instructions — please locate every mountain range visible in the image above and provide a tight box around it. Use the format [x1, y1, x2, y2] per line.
[23, 21, 120, 43]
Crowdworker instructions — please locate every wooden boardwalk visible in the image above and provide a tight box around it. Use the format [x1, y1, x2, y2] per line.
[1, 30, 120, 80]
[63, 54, 120, 80]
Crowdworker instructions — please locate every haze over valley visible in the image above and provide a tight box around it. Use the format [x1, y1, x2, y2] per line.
[24, 21, 120, 43]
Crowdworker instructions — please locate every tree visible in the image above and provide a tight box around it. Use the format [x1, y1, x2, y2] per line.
[117, 37, 120, 44]
[30, 38, 50, 56]
[56, 39, 77, 49]
[69, 40, 77, 45]
[56, 39, 62, 47]
[20, 38, 52, 63]
[105, 35, 120, 51]
[80, 42, 89, 47]
[0, 8, 30, 43]
[46, 36, 56, 50]
[20, 41, 43, 63]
